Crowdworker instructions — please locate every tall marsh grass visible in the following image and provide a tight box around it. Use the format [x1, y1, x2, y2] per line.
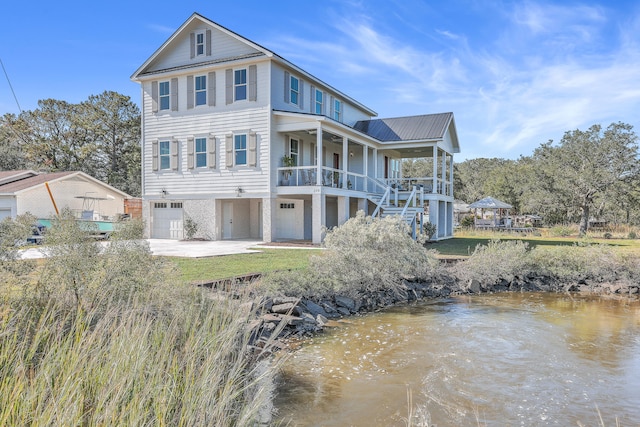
[0, 213, 275, 426]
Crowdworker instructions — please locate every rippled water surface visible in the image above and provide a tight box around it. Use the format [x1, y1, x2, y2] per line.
[274, 293, 640, 426]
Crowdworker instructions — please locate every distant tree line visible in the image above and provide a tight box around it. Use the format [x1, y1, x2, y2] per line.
[0, 91, 141, 196]
[405, 122, 640, 232]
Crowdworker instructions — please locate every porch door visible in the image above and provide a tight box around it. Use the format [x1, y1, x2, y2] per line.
[222, 201, 233, 239]
[384, 156, 389, 179]
[333, 153, 340, 169]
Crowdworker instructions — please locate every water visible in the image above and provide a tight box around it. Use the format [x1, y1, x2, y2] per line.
[274, 293, 640, 426]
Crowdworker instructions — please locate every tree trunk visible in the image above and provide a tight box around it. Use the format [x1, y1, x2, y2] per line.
[579, 204, 589, 235]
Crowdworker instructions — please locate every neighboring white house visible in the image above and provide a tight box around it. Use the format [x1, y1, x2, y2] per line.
[131, 12, 460, 243]
[0, 170, 130, 221]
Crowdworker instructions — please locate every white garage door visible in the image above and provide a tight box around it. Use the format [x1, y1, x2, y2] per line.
[275, 199, 304, 240]
[152, 202, 183, 239]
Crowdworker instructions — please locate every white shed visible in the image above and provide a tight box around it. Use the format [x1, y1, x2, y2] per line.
[0, 170, 131, 221]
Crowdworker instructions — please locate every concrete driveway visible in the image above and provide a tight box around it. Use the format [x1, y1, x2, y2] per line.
[17, 239, 266, 259]
[147, 239, 264, 257]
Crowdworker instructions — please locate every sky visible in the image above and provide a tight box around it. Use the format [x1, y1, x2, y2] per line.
[1, 0, 640, 160]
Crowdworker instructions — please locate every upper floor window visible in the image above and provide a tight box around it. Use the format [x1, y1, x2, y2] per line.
[159, 141, 171, 170]
[290, 76, 299, 105]
[196, 32, 205, 56]
[195, 75, 207, 106]
[289, 138, 299, 165]
[315, 89, 323, 114]
[159, 81, 170, 110]
[234, 69, 247, 101]
[195, 137, 207, 168]
[234, 134, 247, 165]
[333, 99, 342, 121]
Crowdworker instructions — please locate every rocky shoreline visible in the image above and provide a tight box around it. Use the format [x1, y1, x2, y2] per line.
[249, 274, 640, 350]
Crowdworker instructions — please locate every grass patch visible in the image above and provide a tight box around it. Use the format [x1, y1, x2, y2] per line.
[170, 248, 323, 284]
[431, 229, 640, 257]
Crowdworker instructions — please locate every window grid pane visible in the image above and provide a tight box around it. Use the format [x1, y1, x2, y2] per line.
[235, 134, 247, 165]
[315, 90, 323, 114]
[159, 81, 170, 110]
[159, 141, 170, 170]
[195, 137, 207, 168]
[235, 69, 247, 101]
[195, 76, 207, 106]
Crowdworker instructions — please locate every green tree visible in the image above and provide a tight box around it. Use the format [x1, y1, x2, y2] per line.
[530, 122, 639, 234]
[0, 114, 28, 170]
[84, 91, 141, 196]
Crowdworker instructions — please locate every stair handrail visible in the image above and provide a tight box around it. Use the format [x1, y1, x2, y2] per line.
[400, 186, 418, 218]
[371, 185, 391, 218]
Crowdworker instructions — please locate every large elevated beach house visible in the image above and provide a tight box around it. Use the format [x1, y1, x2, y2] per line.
[131, 13, 460, 243]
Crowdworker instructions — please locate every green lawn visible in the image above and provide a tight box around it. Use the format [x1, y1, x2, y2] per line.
[169, 248, 323, 284]
[429, 230, 640, 257]
[169, 232, 640, 283]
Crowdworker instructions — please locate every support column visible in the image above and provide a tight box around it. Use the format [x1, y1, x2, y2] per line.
[373, 148, 378, 181]
[337, 196, 349, 225]
[432, 147, 438, 194]
[312, 189, 325, 244]
[449, 155, 454, 197]
[316, 127, 323, 185]
[342, 136, 348, 189]
[363, 145, 368, 192]
[429, 200, 439, 238]
[358, 197, 368, 215]
[441, 150, 447, 196]
[263, 197, 276, 242]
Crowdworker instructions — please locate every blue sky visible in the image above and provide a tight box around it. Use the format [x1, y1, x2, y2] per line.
[1, 0, 639, 160]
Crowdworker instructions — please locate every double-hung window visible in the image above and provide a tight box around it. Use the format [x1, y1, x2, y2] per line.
[195, 75, 207, 106]
[195, 137, 207, 168]
[234, 134, 247, 165]
[289, 138, 299, 165]
[333, 99, 342, 121]
[315, 89, 323, 114]
[290, 76, 299, 105]
[234, 69, 247, 101]
[159, 141, 171, 170]
[196, 32, 205, 56]
[159, 81, 170, 111]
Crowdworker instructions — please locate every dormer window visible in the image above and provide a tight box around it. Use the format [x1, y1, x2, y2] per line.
[196, 32, 205, 56]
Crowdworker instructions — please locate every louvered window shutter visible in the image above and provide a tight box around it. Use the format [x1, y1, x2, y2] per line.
[225, 134, 233, 167]
[299, 80, 304, 108]
[152, 140, 159, 171]
[310, 86, 315, 111]
[323, 92, 327, 115]
[171, 140, 179, 170]
[248, 65, 257, 101]
[208, 136, 216, 168]
[329, 95, 335, 118]
[206, 29, 212, 56]
[225, 69, 233, 104]
[284, 71, 290, 103]
[208, 72, 216, 106]
[190, 32, 195, 59]
[187, 76, 194, 109]
[151, 81, 158, 113]
[248, 132, 257, 167]
[171, 78, 178, 111]
[187, 138, 194, 169]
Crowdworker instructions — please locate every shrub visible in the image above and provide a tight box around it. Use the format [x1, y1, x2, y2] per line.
[184, 215, 199, 240]
[450, 240, 533, 284]
[550, 225, 574, 237]
[263, 211, 440, 298]
[628, 231, 637, 240]
[459, 215, 475, 228]
[603, 232, 612, 239]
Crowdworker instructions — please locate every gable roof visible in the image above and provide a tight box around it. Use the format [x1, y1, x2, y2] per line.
[353, 113, 453, 142]
[0, 170, 38, 186]
[131, 12, 377, 117]
[0, 171, 131, 198]
[469, 196, 512, 209]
